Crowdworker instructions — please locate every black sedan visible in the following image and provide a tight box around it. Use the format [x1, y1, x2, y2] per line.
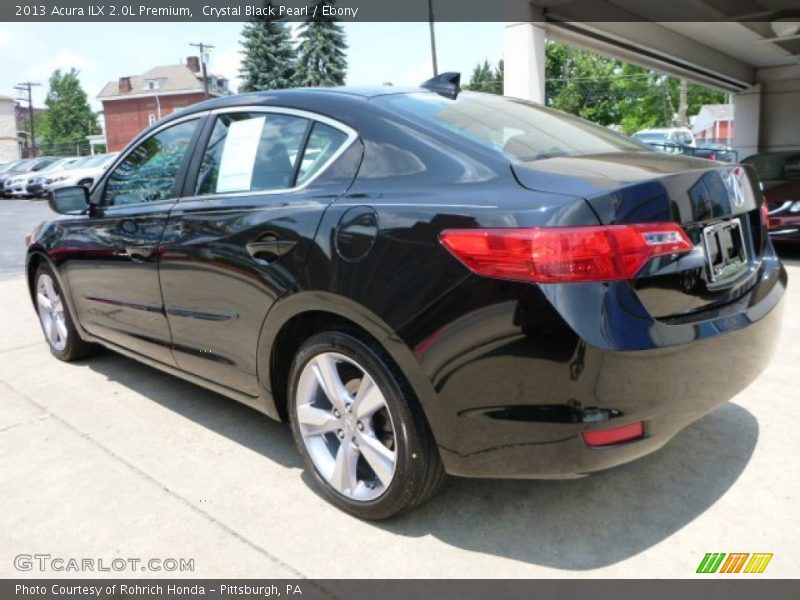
[26, 76, 786, 519]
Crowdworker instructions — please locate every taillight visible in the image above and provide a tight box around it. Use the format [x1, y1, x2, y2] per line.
[760, 202, 770, 229]
[582, 421, 645, 447]
[439, 224, 692, 283]
[24, 231, 33, 247]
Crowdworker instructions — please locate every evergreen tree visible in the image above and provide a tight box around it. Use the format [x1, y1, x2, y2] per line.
[465, 59, 504, 94]
[41, 68, 98, 149]
[239, 1, 295, 91]
[293, 0, 348, 87]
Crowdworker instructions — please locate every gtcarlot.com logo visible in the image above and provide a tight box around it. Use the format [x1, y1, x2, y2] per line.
[14, 554, 195, 573]
[696, 552, 773, 574]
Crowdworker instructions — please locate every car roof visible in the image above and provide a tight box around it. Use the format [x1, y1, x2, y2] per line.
[172, 86, 429, 117]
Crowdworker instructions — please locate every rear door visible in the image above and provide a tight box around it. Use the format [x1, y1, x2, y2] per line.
[158, 107, 359, 396]
[61, 116, 202, 365]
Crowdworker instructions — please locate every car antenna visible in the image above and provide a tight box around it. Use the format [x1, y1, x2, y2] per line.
[420, 72, 461, 99]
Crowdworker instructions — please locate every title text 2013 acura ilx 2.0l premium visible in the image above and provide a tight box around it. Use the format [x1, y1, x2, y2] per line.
[26, 75, 786, 519]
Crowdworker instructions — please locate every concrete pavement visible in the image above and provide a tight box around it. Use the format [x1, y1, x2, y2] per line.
[0, 199, 797, 578]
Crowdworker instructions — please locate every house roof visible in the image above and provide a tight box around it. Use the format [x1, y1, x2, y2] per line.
[691, 103, 733, 133]
[97, 63, 226, 100]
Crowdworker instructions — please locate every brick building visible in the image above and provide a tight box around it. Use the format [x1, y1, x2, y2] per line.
[691, 103, 734, 145]
[98, 56, 229, 152]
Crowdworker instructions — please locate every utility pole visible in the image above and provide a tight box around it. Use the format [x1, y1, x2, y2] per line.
[428, 0, 438, 77]
[678, 79, 688, 127]
[190, 42, 215, 99]
[15, 81, 41, 157]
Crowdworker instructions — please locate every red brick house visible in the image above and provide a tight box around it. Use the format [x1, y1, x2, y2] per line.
[98, 56, 229, 152]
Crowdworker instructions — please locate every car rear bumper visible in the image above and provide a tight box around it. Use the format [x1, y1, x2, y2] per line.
[407, 255, 786, 479]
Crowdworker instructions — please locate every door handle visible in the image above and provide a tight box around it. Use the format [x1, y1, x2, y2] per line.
[123, 244, 157, 262]
[246, 240, 296, 264]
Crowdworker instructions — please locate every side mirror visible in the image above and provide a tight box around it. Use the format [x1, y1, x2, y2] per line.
[48, 186, 90, 215]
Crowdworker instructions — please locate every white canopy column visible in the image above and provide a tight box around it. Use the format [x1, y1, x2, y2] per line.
[504, 22, 546, 104]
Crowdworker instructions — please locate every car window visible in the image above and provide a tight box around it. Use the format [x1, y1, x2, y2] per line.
[375, 92, 644, 162]
[743, 153, 800, 182]
[195, 112, 310, 196]
[296, 123, 349, 186]
[104, 119, 198, 206]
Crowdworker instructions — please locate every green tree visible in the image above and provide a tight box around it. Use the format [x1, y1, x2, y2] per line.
[41, 68, 98, 150]
[465, 43, 727, 135]
[545, 41, 622, 125]
[543, 42, 726, 134]
[239, 1, 295, 91]
[465, 59, 503, 94]
[293, 0, 348, 87]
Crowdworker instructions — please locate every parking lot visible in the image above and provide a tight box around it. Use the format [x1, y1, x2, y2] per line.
[0, 198, 797, 578]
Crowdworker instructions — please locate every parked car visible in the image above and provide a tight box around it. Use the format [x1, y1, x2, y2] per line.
[3, 157, 60, 198]
[0, 159, 35, 193]
[633, 130, 737, 162]
[27, 80, 785, 519]
[24, 157, 86, 197]
[743, 151, 800, 243]
[43, 153, 117, 193]
[632, 127, 697, 148]
[691, 141, 737, 162]
[0, 159, 26, 177]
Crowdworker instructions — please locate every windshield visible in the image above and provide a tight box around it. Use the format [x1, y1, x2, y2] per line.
[742, 152, 800, 182]
[373, 92, 646, 162]
[64, 156, 91, 170]
[633, 132, 669, 142]
[82, 154, 112, 168]
[41, 158, 74, 172]
[8, 159, 34, 173]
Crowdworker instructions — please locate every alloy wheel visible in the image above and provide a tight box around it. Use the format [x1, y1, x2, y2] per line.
[295, 351, 397, 502]
[36, 273, 68, 352]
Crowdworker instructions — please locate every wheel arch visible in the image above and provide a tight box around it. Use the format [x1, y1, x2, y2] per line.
[26, 249, 90, 340]
[257, 292, 441, 436]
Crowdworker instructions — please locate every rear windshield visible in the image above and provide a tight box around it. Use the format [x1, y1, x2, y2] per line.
[373, 92, 646, 162]
[742, 152, 800, 181]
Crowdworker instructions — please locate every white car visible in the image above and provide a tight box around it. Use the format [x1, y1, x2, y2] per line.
[43, 153, 118, 193]
[21, 157, 85, 197]
[631, 127, 697, 149]
[4, 157, 61, 198]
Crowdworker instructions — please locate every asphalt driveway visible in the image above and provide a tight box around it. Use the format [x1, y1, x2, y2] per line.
[0, 198, 797, 578]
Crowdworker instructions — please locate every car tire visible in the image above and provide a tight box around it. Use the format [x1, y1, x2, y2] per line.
[34, 264, 97, 362]
[288, 330, 445, 520]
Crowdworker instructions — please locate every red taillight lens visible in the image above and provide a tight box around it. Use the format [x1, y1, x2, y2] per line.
[760, 202, 770, 229]
[439, 224, 692, 283]
[581, 421, 644, 447]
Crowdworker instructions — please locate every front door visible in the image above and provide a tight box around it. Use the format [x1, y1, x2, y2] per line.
[63, 117, 201, 365]
[158, 109, 358, 395]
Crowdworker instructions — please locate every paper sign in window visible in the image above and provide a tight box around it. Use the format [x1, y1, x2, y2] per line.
[215, 116, 265, 193]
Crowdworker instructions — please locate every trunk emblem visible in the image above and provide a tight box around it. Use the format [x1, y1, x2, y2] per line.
[725, 168, 746, 208]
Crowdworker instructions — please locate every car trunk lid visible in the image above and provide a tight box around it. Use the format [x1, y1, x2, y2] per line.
[511, 152, 767, 320]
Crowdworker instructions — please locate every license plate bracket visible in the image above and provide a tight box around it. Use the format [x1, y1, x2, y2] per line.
[702, 218, 748, 283]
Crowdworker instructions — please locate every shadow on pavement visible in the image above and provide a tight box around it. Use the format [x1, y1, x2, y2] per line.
[380, 401, 757, 570]
[86, 350, 758, 571]
[86, 351, 303, 470]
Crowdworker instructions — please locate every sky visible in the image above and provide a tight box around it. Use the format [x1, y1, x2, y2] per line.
[0, 21, 505, 110]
